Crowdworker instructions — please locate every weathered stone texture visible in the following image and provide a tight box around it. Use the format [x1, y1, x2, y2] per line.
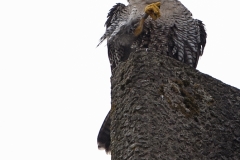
[110, 51, 240, 160]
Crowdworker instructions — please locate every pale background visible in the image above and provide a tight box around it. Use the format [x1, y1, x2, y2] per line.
[0, 0, 239, 160]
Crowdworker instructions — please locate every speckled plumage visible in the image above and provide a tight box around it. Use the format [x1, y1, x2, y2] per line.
[97, 0, 206, 153]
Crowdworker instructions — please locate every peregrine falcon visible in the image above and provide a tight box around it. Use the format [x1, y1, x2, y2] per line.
[97, 0, 207, 153]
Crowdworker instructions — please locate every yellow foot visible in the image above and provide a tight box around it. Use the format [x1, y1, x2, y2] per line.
[145, 2, 161, 20]
[134, 2, 161, 36]
[134, 18, 145, 36]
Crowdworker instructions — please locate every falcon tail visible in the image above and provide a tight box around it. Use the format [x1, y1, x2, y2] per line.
[97, 111, 111, 154]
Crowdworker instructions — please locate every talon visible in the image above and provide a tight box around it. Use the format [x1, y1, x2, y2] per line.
[145, 2, 161, 20]
[134, 2, 161, 36]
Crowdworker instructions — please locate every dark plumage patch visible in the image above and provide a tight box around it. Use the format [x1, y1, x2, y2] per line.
[105, 3, 126, 28]
[97, 112, 111, 153]
[198, 20, 207, 55]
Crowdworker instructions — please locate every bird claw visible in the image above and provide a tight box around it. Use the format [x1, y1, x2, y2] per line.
[145, 2, 161, 20]
[134, 2, 161, 36]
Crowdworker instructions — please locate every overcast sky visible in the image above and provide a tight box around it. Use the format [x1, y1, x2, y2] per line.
[0, 0, 239, 160]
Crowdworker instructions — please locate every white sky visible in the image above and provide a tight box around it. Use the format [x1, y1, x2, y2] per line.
[0, 0, 239, 160]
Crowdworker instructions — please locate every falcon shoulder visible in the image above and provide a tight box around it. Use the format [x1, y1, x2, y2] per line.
[97, 3, 127, 47]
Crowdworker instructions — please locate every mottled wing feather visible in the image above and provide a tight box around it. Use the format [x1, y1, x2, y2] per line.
[97, 3, 127, 46]
[105, 3, 126, 28]
[170, 5, 206, 68]
[97, 3, 129, 71]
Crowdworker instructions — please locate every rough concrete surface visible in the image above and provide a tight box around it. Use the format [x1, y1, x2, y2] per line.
[110, 51, 240, 160]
